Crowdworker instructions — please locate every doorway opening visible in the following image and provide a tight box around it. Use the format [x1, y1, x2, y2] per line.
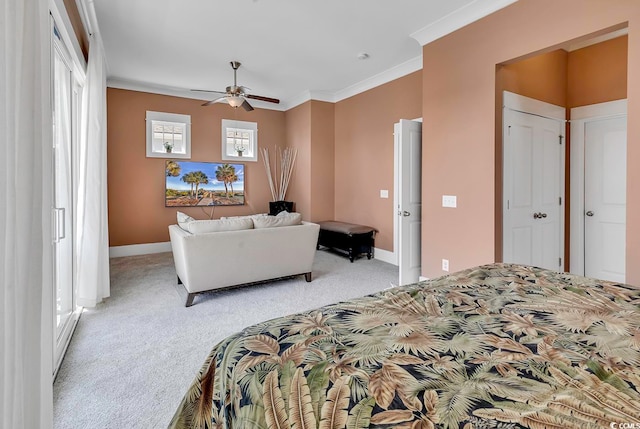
[496, 26, 628, 281]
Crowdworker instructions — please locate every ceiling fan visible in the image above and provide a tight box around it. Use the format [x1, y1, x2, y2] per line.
[192, 61, 280, 111]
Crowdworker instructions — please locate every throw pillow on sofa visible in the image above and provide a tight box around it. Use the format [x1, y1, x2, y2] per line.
[186, 217, 254, 234]
[253, 212, 302, 229]
[177, 211, 195, 230]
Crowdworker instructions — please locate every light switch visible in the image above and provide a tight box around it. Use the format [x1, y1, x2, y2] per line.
[442, 195, 457, 208]
[380, 190, 389, 198]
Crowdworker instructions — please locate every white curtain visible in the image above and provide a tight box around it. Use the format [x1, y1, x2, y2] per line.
[76, 32, 110, 307]
[1, 0, 54, 428]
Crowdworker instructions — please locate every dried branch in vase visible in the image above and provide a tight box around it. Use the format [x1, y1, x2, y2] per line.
[261, 146, 297, 201]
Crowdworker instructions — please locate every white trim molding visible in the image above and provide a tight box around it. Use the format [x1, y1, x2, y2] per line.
[410, 0, 518, 46]
[332, 56, 423, 104]
[374, 247, 397, 265]
[110, 241, 398, 268]
[109, 242, 172, 258]
[108, 77, 287, 111]
[50, 0, 87, 73]
[503, 91, 566, 121]
[110, 55, 423, 112]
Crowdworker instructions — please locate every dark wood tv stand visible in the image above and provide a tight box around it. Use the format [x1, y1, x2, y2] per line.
[317, 221, 377, 262]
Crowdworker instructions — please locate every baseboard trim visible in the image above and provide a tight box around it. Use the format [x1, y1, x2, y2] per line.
[374, 248, 397, 265]
[110, 242, 397, 264]
[109, 242, 172, 258]
[419, 276, 429, 282]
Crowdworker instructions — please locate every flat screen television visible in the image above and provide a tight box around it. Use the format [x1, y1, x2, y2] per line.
[165, 160, 245, 207]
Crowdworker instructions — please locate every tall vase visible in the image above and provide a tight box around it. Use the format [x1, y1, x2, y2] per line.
[269, 201, 294, 215]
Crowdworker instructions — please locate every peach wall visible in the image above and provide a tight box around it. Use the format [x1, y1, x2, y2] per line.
[107, 88, 285, 246]
[334, 70, 422, 252]
[284, 102, 312, 219]
[568, 35, 628, 107]
[421, 0, 640, 285]
[283, 101, 335, 222]
[310, 101, 335, 222]
[499, 50, 568, 106]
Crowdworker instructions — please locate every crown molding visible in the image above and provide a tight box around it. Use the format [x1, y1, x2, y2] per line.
[107, 77, 286, 111]
[282, 90, 337, 110]
[282, 55, 423, 110]
[333, 55, 422, 103]
[110, 55, 423, 111]
[410, 0, 518, 46]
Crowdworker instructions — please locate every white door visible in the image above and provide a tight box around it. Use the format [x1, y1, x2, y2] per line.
[584, 116, 627, 282]
[52, 21, 79, 373]
[503, 98, 564, 271]
[395, 119, 422, 285]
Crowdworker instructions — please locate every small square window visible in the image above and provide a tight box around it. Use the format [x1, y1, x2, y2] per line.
[222, 119, 258, 162]
[146, 111, 191, 158]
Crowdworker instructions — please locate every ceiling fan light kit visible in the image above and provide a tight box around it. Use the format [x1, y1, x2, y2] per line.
[192, 61, 280, 111]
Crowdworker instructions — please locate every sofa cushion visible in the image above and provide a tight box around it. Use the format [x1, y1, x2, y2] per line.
[253, 212, 302, 229]
[186, 217, 254, 234]
[177, 211, 195, 231]
[220, 213, 268, 221]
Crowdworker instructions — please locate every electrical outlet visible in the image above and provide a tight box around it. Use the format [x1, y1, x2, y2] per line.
[442, 195, 457, 208]
[442, 259, 449, 272]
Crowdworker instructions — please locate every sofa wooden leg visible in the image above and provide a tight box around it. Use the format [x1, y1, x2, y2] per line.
[305, 272, 312, 282]
[185, 293, 196, 307]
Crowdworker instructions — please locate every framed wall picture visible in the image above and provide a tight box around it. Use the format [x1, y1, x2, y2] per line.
[146, 111, 191, 158]
[165, 160, 245, 206]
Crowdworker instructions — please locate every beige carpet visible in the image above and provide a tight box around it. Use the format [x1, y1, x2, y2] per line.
[53, 249, 398, 429]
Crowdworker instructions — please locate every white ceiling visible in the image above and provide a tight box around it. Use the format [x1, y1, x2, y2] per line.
[92, 0, 517, 110]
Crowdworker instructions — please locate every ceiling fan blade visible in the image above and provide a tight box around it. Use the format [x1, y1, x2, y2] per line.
[245, 94, 280, 104]
[201, 96, 227, 107]
[191, 89, 227, 94]
[241, 99, 254, 111]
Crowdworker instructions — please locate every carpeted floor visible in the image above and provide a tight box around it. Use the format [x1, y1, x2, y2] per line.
[53, 249, 398, 429]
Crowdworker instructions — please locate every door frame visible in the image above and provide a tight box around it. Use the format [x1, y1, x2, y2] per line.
[502, 91, 565, 268]
[569, 99, 627, 276]
[393, 118, 422, 268]
[50, 7, 86, 378]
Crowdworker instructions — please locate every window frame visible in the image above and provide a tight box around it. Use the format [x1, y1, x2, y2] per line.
[146, 111, 191, 159]
[221, 119, 258, 162]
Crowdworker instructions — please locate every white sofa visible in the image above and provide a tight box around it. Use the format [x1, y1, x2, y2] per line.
[169, 214, 320, 306]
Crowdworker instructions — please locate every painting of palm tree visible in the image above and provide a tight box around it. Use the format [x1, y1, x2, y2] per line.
[215, 163, 239, 198]
[166, 160, 181, 177]
[165, 161, 244, 207]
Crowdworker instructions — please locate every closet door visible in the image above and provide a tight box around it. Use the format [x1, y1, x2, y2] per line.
[503, 94, 564, 271]
[584, 116, 627, 282]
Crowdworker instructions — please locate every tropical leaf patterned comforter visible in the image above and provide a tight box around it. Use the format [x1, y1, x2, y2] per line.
[168, 263, 640, 429]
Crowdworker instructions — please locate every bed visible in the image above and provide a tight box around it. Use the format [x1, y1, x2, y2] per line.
[168, 263, 640, 429]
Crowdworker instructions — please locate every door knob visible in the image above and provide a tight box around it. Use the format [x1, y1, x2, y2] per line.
[540, 212, 547, 218]
[586, 211, 594, 217]
[402, 211, 411, 217]
[533, 212, 548, 219]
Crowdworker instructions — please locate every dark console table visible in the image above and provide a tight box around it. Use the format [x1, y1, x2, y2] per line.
[317, 221, 377, 262]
